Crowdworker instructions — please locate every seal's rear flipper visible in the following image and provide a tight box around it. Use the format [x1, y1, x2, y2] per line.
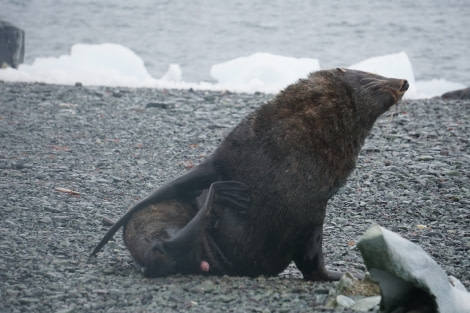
[293, 224, 343, 281]
[91, 159, 220, 256]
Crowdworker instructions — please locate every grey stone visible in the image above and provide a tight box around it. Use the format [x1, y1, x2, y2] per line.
[335, 295, 355, 308]
[350, 296, 381, 311]
[336, 271, 356, 294]
[146, 102, 175, 109]
[357, 225, 470, 313]
[38, 216, 53, 223]
[194, 279, 215, 293]
[0, 20, 25, 68]
[441, 87, 470, 100]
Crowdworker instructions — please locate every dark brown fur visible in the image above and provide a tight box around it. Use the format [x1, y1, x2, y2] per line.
[123, 200, 196, 276]
[92, 68, 409, 280]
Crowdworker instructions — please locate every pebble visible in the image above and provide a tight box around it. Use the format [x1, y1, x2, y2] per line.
[350, 296, 381, 311]
[218, 294, 238, 303]
[194, 279, 215, 293]
[336, 294, 355, 307]
[0, 82, 468, 313]
[146, 102, 175, 109]
[38, 216, 53, 223]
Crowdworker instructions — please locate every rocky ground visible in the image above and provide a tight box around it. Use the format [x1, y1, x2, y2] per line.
[0, 81, 469, 313]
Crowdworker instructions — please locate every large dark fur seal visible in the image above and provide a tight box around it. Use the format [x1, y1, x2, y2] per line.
[91, 68, 409, 280]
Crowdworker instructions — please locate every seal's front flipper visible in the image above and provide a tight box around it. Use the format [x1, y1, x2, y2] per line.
[204, 181, 250, 215]
[160, 181, 250, 272]
[91, 158, 219, 256]
[293, 224, 342, 281]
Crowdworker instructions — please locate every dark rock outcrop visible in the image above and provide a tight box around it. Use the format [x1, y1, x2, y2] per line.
[0, 20, 25, 69]
[441, 87, 470, 100]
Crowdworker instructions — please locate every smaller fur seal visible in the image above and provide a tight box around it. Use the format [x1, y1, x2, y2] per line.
[123, 181, 250, 277]
[92, 68, 409, 280]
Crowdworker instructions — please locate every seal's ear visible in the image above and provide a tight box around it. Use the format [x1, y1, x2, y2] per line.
[336, 68, 347, 73]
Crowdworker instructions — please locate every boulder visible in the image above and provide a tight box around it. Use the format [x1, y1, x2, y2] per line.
[0, 20, 25, 69]
[357, 225, 470, 313]
[441, 87, 470, 100]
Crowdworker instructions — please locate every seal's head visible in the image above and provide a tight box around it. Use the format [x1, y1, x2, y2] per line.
[141, 241, 177, 277]
[332, 68, 409, 128]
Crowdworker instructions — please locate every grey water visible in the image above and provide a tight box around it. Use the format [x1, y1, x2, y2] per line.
[2, 0, 470, 85]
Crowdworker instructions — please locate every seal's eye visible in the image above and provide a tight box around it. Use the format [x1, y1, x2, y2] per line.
[336, 68, 346, 73]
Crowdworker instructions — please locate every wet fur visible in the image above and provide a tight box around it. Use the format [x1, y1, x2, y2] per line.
[92, 68, 408, 280]
[123, 200, 196, 274]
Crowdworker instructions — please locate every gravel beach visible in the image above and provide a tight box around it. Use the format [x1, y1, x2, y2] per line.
[1, 81, 469, 313]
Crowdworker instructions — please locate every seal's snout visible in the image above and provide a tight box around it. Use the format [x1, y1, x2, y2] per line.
[400, 80, 409, 92]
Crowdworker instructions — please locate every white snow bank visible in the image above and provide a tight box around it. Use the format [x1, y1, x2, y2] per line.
[348, 51, 465, 99]
[0, 43, 465, 98]
[210, 52, 320, 93]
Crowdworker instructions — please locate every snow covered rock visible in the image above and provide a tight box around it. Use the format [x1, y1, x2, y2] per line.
[357, 225, 470, 313]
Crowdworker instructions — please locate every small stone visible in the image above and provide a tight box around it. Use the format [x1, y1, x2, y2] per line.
[101, 216, 115, 226]
[166, 292, 182, 304]
[194, 279, 215, 293]
[417, 155, 434, 161]
[336, 272, 356, 294]
[136, 159, 148, 165]
[112, 91, 122, 98]
[38, 216, 52, 223]
[53, 215, 69, 222]
[55, 307, 76, 313]
[112, 176, 123, 182]
[146, 102, 175, 109]
[350, 296, 381, 311]
[5, 289, 19, 297]
[15, 161, 33, 169]
[217, 294, 237, 303]
[58, 102, 77, 108]
[335, 295, 355, 308]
